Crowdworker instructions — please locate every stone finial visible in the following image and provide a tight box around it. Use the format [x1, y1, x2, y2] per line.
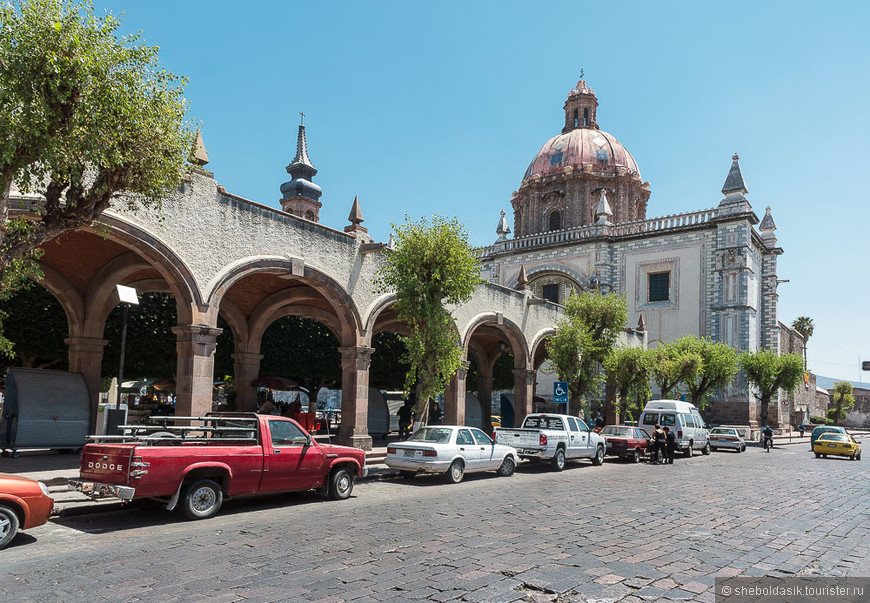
[289, 123, 314, 170]
[189, 130, 209, 166]
[348, 195, 364, 225]
[721, 153, 748, 196]
[388, 233, 395, 249]
[516, 264, 529, 292]
[595, 189, 613, 225]
[759, 206, 777, 247]
[637, 313, 646, 332]
[496, 209, 511, 242]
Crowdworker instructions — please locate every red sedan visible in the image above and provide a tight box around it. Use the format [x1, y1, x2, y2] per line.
[599, 425, 650, 463]
[1, 474, 54, 550]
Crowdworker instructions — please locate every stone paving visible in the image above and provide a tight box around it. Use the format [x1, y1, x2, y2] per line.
[1, 442, 868, 602]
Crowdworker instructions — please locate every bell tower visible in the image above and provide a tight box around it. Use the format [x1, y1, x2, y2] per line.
[280, 113, 323, 222]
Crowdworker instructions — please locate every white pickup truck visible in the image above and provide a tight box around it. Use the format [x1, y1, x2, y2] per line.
[495, 413, 606, 470]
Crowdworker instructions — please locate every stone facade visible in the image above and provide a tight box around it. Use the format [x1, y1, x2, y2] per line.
[482, 80, 786, 427]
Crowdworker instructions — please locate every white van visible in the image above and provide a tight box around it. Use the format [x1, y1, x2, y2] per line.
[638, 400, 710, 457]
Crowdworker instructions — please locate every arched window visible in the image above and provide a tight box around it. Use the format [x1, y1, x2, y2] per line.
[573, 109, 578, 128]
[305, 210, 315, 221]
[548, 211, 561, 232]
[583, 108, 589, 126]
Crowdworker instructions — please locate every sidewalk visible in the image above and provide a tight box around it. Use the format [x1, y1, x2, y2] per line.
[0, 442, 396, 518]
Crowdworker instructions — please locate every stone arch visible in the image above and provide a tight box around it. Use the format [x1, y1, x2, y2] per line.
[33, 262, 85, 338]
[362, 293, 410, 345]
[461, 313, 530, 369]
[529, 327, 557, 371]
[206, 257, 362, 347]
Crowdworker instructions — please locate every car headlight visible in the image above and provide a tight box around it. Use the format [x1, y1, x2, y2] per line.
[39, 481, 50, 496]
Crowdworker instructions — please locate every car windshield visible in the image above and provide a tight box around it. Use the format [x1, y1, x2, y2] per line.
[818, 434, 850, 443]
[408, 427, 452, 444]
[601, 426, 632, 437]
[710, 428, 736, 435]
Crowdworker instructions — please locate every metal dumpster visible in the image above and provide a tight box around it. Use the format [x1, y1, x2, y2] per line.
[2, 368, 90, 457]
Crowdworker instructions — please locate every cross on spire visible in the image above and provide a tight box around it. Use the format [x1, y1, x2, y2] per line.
[299, 111, 305, 125]
[579, 67, 584, 79]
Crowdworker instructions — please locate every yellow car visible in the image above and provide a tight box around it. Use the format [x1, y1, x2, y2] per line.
[491, 415, 502, 429]
[813, 433, 862, 460]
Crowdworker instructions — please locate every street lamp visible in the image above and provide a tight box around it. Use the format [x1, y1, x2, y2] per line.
[115, 284, 139, 409]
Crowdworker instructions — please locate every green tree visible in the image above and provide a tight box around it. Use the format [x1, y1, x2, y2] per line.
[101, 292, 177, 380]
[369, 331, 410, 391]
[546, 291, 628, 416]
[827, 381, 855, 423]
[650, 340, 701, 399]
[739, 350, 804, 426]
[677, 336, 739, 409]
[0, 283, 68, 371]
[376, 215, 480, 425]
[0, 0, 193, 348]
[603, 346, 652, 422]
[791, 316, 814, 370]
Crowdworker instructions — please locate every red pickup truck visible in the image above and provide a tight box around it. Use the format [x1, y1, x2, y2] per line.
[70, 413, 367, 520]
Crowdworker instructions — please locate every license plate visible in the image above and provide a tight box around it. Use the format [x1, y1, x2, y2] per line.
[404, 449, 422, 457]
[828, 443, 837, 448]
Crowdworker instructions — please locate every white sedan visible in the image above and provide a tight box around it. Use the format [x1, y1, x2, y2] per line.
[386, 425, 519, 483]
[708, 427, 747, 452]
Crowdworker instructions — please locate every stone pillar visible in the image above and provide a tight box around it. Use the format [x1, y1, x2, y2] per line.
[231, 352, 263, 412]
[477, 375, 494, 431]
[443, 367, 468, 426]
[66, 337, 108, 432]
[172, 324, 222, 418]
[335, 346, 373, 451]
[513, 368, 536, 428]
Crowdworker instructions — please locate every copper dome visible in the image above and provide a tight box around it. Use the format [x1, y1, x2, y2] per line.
[522, 128, 641, 182]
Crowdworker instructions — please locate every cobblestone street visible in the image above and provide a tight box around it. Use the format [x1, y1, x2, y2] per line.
[2, 443, 868, 602]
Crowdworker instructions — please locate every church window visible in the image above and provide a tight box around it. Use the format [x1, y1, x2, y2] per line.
[573, 109, 579, 128]
[583, 108, 589, 126]
[542, 284, 559, 304]
[648, 272, 670, 302]
[548, 211, 561, 231]
[305, 210, 315, 221]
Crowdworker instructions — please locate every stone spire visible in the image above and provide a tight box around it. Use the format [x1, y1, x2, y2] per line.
[189, 130, 209, 166]
[594, 189, 613, 225]
[496, 209, 511, 242]
[348, 195, 364, 225]
[721, 153, 748, 196]
[344, 195, 370, 240]
[637, 313, 646, 332]
[759, 206, 777, 246]
[516, 264, 530, 292]
[718, 153, 752, 215]
[280, 117, 323, 221]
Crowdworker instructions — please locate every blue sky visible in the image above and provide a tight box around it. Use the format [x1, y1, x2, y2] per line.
[94, 0, 869, 384]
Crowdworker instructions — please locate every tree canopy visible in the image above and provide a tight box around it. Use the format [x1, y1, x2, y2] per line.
[827, 381, 855, 423]
[649, 339, 701, 400]
[603, 345, 651, 422]
[546, 291, 628, 416]
[739, 350, 804, 426]
[376, 215, 480, 424]
[677, 336, 739, 408]
[791, 316, 814, 370]
[0, 0, 193, 331]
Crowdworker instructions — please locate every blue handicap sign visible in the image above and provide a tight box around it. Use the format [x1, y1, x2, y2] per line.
[553, 381, 569, 405]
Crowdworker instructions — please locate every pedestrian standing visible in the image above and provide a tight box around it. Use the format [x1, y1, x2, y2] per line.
[397, 399, 414, 439]
[664, 425, 677, 464]
[650, 424, 665, 464]
[429, 402, 443, 425]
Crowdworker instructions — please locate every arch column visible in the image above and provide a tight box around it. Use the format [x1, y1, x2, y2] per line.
[172, 324, 222, 417]
[66, 337, 108, 431]
[335, 346, 373, 451]
[444, 367, 468, 425]
[232, 352, 263, 412]
[513, 368, 536, 428]
[477, 374, 494, 431]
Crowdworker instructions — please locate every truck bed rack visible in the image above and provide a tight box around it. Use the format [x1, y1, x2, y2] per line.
[86, 415, 260, 445]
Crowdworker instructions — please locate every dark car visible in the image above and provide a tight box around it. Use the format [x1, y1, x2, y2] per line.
[599, 425, 650, 463]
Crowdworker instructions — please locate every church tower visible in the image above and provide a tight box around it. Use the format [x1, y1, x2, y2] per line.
[280, 118, 323, 221]
[511, 79, 651, 237]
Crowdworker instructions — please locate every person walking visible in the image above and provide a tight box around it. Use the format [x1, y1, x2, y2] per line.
[650, 424, 665, 464]
[429, 402, 443, 425]
[664, 425, 677, 464]
[397, 399, 414, 440]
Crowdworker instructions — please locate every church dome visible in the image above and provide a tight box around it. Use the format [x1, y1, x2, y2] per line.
[522, 128, 641, 182]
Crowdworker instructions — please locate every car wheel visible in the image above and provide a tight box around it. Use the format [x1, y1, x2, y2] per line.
[592, 445, 605, 466]
[858, 451, 862, 461]
[181, 479, 223, 520]
[815, 452, 821, 458]
[551, 448, 566, 471]
[710, 446, 718, 452]
[399, 470, 416, 479]
[446, 459, 465, 484]
[0, 504, 20, 550]
[329, 467, 354, 500]
[850, 453, 856, 461]
[822, 454, 827, 458]
[497, 456, 516, 477]
[631, 449, 641, 463]
[684, 442, 694, 458]
[702, 443, 711, 456]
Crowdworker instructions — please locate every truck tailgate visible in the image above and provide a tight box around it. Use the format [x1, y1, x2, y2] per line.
[79, 444, 136, 484]
[496, 429, 542, 448]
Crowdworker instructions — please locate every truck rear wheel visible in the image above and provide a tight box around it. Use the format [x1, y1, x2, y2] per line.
[551, 448, 566, 471]
[181, 479, 223, 520]
[329, 467, 354, 500]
